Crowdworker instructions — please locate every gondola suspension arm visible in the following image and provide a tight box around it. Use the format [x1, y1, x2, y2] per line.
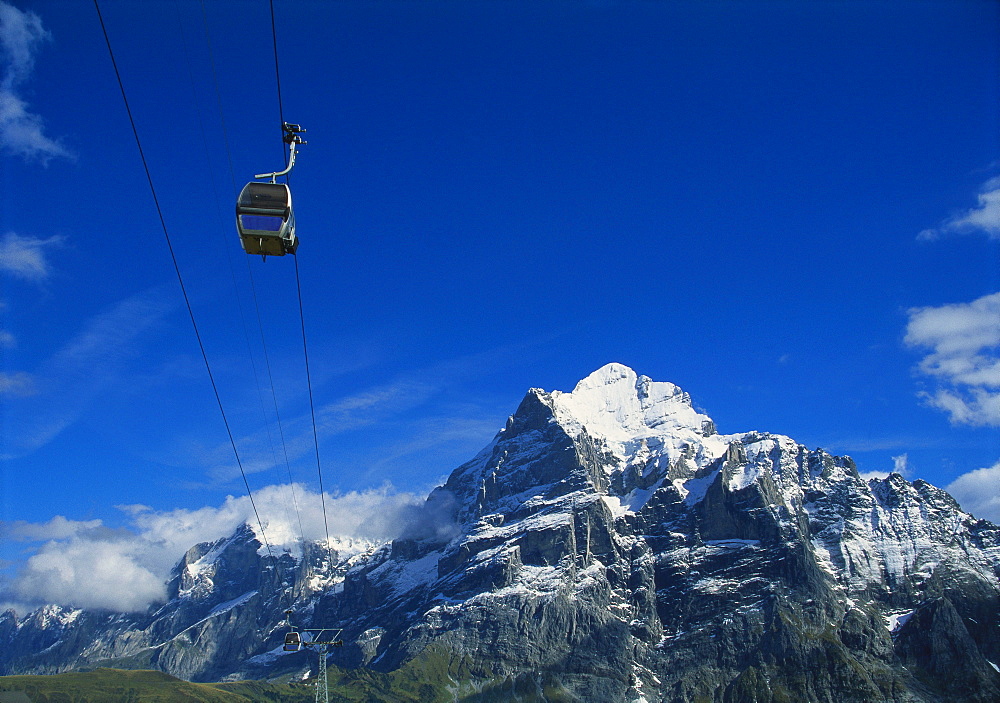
[256, 123, 306, 183]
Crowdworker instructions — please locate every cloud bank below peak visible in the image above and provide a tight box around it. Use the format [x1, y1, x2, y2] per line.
[1, 483, 425, 614]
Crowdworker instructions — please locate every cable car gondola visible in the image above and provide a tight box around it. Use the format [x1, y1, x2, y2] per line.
[284, 631, 302, 652]
[236, 181, 297, 256]
[236, 122, 305, 258]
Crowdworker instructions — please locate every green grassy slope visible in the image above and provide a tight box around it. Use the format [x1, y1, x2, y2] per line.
[0, 647, 575, 702]
[0, 669, 312, 703]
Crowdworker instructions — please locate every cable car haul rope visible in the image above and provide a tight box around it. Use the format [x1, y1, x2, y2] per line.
[92, 0, 278, 563]
[95, 2, 343, 692]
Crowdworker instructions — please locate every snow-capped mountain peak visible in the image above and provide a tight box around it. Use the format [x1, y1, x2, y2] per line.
[550, 363, 713, 444]
[3, 364, 999, 702]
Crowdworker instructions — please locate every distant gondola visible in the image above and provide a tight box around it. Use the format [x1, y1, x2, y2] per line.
[236, 181, 297, 257]
[283, 631, 302, 652]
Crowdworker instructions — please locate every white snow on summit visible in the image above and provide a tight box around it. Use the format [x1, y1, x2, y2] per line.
[551, 363, 709, 444]
[550, 364, 730, 490]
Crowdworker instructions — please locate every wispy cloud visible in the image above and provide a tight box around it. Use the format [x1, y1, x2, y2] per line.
[0, 288, 176, 459]
[313, 380, 438, 436]
[904, 291, 1000, 426]
[818, 434, 934, 454]
[188, 377, 441, 483]
[0, 232, 62, 281]
[946, 461, 1000, 524]
[354, 414, 500, 482]
[0, 370, 34, 397]
[0, 290, 15, 351]
[1, 483, 423, 613]
[309, 410, 497, 498]
[193, 343, 526, 484]
[0, 1, 71, 162]
[918, 176, 1000, 241]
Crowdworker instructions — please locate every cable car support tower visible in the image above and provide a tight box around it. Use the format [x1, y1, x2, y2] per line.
[284, 611, 343, 703]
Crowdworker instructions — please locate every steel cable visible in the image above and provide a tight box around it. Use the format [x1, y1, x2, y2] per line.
[93, 0, 277, 563]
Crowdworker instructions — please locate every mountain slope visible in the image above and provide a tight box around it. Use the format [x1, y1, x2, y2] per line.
[0, 667, 318, 702]
[2, 364, 999, 702]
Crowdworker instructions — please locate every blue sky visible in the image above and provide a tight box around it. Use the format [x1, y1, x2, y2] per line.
[1, 0, 1000, 612]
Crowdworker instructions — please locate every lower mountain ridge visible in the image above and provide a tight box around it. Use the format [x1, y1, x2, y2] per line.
[3, 364, 999, 702]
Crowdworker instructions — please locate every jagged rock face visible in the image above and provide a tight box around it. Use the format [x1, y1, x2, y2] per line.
[2, 364, 999, 702]
[323, 364, 1000, 701]
[0, 525, 373, 682]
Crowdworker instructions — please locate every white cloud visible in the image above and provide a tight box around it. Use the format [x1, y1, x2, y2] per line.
[905, 291, 1000, 426]
[859, 470, 890, 481]
[126, 483, 422, 558]
[0, 1, 71, 162]
[0, 232, 62, 281]
[893, 453, 910, 475]
[919, 177, 1000, 240]
[0, 370, 34, 397]
[15, 539, 166, 613]
[0, 0, 45, 79]
[859, 453, 911, 482]
[946, 461, 1000, 524]
[0, 90, 71, 162]
[2, 483, 424, 613]
[2, 515, 102, 541]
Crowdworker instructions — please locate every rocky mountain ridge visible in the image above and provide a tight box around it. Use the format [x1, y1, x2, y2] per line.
[2, 364, 999, 702]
